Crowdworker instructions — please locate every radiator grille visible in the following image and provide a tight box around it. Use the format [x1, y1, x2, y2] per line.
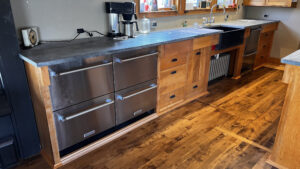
[209, 54, 230, 81]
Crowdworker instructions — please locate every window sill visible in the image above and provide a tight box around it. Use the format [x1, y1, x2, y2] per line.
[184, 8, 211, 15]
[216, 8, 237, 12]
[138, 10, 178, 18]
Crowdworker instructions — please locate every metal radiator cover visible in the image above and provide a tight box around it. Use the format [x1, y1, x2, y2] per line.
[209, 54, 230, 81]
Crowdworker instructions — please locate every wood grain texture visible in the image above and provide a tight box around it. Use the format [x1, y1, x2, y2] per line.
[261, 23, 279, 33]
[24, 62, 61, 167]
[160, 40, 190, 71]
[254, 29, 276, 69]
[159, 64, 187, 95]
[16, 67, 285, 169]
[193, 34, 220, 50]
[270, 65, 300, 169]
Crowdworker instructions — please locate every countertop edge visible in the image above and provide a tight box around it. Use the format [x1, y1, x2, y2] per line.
[281, 49, 300, 67]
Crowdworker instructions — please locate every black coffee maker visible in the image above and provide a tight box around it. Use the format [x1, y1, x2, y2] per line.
[105, 2, 139, 38]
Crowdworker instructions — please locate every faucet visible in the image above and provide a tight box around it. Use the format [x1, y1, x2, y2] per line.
[208, 4, 218, 24]
[203, 4, 228, 25]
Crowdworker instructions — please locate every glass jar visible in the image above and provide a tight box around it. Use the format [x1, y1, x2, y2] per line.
[140, 16, 151, 34]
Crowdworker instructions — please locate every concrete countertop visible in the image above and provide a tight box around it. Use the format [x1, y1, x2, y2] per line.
[209, 19, 279, 28]
[20, 28, 222, 67]
[19, 19, 279, 67]
[281, 50, 300, 66]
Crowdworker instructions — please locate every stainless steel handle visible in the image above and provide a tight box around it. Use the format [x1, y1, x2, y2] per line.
[50, 62, 112, 76]
[58, 99, 114, 122]
[117, 84, 157, 101]
[114, 52, 158, 63]
[244, 51, 257, 57]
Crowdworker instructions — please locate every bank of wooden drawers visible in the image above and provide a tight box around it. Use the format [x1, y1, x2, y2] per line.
[159, 88, 185, 109]
[159, 64, 187, 95]
[160, 40, 190, 71]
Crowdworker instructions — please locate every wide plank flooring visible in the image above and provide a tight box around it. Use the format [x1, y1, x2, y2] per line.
[16, 67, 286, 169]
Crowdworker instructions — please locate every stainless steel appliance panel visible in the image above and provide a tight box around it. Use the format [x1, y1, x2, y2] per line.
[115, 80, 157, 125]
[113, 47, 158, 91]
[108, 13, 120, 34]
[244, 26, 262, 55]
[54, 93, 115, 151]
[242, 26, 262, 73]
[49, 56, 114, 111]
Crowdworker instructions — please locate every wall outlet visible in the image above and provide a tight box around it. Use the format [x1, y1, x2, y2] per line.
[151, 20, 158, 30]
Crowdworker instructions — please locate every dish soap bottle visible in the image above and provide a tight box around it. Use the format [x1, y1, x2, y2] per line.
[140, 16, 151, 34]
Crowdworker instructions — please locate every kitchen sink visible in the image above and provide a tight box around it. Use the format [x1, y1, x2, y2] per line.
[205, 26, 245, 50]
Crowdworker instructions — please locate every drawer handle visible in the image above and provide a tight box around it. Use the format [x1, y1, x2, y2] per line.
[117, 84, 157, 101]
[244, 51, 257, 57]
[114, 52, 158, 63]
[58, 99, 115, 122]
[193, 85, 198, 89]
[50, 62, 112, 76]
[170, 95, 176, 99]
[171, 71, 177, 74]
[171, 58, 178, 62]
[196, 52, 201, 55]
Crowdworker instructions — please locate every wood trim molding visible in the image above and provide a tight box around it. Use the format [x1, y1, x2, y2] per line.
[267, 57, 283, 65]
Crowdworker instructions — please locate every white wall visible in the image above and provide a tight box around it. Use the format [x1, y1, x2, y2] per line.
[10, 0, 244, 41]
[246, 6, 300, 59]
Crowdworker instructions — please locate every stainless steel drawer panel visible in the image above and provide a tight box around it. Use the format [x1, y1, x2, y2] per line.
[49, 56, 114, 111]
[53, 93, 115, 151]
[113, 48, 158, 91]
[115, 80, 157, 125]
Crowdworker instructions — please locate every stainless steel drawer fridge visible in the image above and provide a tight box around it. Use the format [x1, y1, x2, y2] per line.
[53, 93, 115, 151]
[48, 56, 114, 111]
[113, 47, 158, 91]
[115, 80, 157, 125]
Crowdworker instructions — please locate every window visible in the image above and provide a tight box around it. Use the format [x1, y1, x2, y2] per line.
[185, 0, 212, 10]
[217, 0, 237, 8]
[140, 0, 177, 12]
[136, 0, 237, 17]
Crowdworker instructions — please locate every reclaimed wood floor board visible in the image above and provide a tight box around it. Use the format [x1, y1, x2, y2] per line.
[16, 67, 286, 169]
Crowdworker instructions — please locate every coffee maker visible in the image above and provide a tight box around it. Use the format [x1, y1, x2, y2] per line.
[105, 2, 139, 38]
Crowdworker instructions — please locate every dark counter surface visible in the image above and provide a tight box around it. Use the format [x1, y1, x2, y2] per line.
[20, 28, 222, 67]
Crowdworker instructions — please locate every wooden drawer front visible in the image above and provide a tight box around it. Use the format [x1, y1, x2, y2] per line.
[258, 42, 272, 54]
[193, 34, 220, 50]
[185, 82, 203, 98]
[255, 51, 268, 67]
[260, 32, 274, 42]
[261, 23, 278, 33]
[187, 50, 202, 83]
[159, 64, 187, 95]
[159, 88, 185, 109]
[160, 40, 191, 71]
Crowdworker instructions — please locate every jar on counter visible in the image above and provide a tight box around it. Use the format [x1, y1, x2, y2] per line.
[139, 16, 151, 34]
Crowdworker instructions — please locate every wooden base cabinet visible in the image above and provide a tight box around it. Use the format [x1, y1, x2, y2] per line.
[158, 35, 219, 114]
[254, 23, 278, 69]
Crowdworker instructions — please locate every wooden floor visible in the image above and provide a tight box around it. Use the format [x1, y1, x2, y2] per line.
[16, 67, 286, 169]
